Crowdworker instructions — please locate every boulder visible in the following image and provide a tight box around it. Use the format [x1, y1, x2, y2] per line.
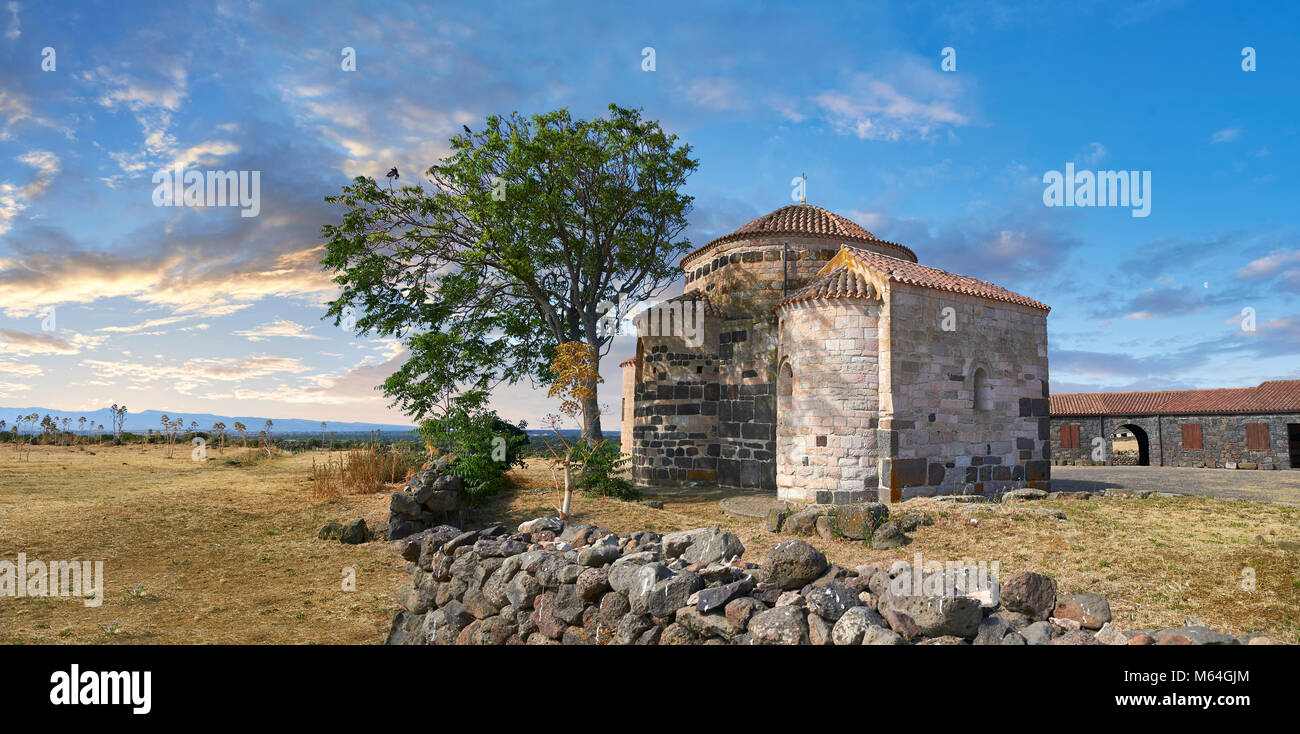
[973, 616, 1012, 645]
[1152, 626, 1239, 645]
[389, 492, 423, 518]
[871, 521, 909, 549]
[748, 605, 810, 645]
[696, 577, 755, 614]
[339, 518, 368, 544]
[831, 606, 884, 645]
[783, 508, 822, 536]
[1053, 592, 1112, 630]
[676, 607, 742, 639]
[1001, 571, 1058, 621]
[862, 626, 905, 645]
[577, 543, 621, 567]
[1021, 620, 1058, 645]
[1049, 630, 1101, 645]
[576, 567, 610, 603]
[764, 508, 785, 532]
[879, 594, 981, 638]
[724, 597, 766, 630]
[680, 529, 745, 565]
[764, 540, 828, 590]
[647, 572, 703, 618]
[504, 572, 543, 610]
[1095, 622, 1128, 645]
[808, 613, 834, 645]
[805, 581, 860, 622]
[834, 503, 890, 540]
[1003, 488, 1048, 501]
[613, 613, 655, 645]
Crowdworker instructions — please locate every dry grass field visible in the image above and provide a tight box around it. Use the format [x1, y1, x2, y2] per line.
[1, 443, 402, 644]
[3, 444, 1298, 644]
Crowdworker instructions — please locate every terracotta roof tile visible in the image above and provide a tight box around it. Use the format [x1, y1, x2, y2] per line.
[1050, 380, 1300, 416]
[843, 246, 1050, 311]
[619, 356, 638, 367]
[682, 204, 916, 267]
[775, 268, 877, 309]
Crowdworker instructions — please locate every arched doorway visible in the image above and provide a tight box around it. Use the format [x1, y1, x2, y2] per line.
[1111, 424, 1150, 466]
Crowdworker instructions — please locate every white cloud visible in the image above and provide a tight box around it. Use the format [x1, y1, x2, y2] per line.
[1211, 127, 1242, 144]
[4, 2, 19, 40]
[0, 150, 59, 235]
[813, 66, 969, 141]
[232, 320, 324, 342]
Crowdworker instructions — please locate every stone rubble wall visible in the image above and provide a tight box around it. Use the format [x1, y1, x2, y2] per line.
[387, 456, 467, 541]
[385, 516, 1278, 646]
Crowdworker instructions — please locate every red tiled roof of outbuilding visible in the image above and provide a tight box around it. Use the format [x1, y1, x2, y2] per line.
[1050, 380, 1300, 416]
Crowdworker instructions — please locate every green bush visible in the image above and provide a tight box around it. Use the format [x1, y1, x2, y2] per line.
[420, 392, 528, 503]
[572, 440, 638, 500]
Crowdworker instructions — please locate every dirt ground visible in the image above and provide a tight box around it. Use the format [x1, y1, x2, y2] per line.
[3, 446, 1298, 643]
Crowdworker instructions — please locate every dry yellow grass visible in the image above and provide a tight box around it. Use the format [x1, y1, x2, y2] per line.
[489, 460, 1300, 641]
[1, 443, 402, 644]
[3, 447, 1297, 644]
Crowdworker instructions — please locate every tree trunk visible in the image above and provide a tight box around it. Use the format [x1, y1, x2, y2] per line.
[561, 461, 573, 518]
[581, 389, 603, 444]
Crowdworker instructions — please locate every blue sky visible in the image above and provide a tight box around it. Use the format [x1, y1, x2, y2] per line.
[0, 0, 1297, 429]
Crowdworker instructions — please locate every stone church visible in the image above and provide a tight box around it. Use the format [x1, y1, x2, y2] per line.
[619, 204, 1052, 504]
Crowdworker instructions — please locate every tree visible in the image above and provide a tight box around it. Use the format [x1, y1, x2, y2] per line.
[259, 419, 274, 456]
[78, 416, 86, 444]
[233, 422, 247, 451]
[321, 104, 698, 442]
[160, 415, 185, 458]
[212, 422, 227, 454]
[110, 404, 128, 444]
[541, 342, 601, 518]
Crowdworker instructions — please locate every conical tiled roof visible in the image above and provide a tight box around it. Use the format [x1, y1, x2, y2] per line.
[775, 268, 877, 308]
[681, 205, 917, 267]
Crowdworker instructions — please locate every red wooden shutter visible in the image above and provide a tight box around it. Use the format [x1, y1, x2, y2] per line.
[1245, 423, 1269, 450]
[1181, 423, 1202, 450]
[1061, 424, 1079, 449]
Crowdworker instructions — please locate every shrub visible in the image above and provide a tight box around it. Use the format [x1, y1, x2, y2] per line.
[420, 392, 528, 503]
[571, 441, 638, 500]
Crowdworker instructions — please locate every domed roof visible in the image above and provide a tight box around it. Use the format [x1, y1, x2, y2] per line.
[681, 204, 917, 267]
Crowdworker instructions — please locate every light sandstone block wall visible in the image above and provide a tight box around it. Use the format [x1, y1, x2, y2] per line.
[619, 362, 636, 457]
[776, 300, 880, 504]
[878, 284, 1051, 501]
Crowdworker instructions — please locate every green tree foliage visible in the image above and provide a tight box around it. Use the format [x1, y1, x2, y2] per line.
[321, 104, 697, 441]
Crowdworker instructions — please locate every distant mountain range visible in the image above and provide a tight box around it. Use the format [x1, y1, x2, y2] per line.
[0, 407, 416, 435]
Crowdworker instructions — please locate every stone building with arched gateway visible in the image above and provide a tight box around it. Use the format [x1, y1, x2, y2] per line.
[618, 203, 1053, 504]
